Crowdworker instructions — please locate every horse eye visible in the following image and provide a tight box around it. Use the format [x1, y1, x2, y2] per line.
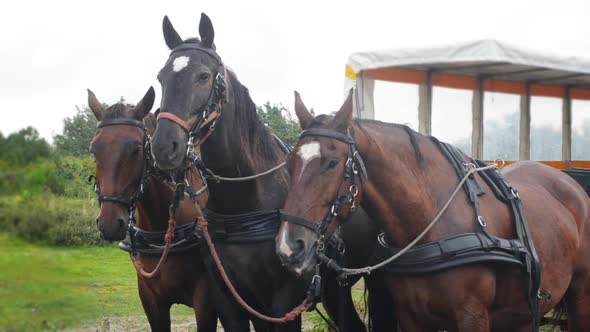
[131, 146, 141, 156]
[198, 73, 210, 82]
[327, 160, 338, 169]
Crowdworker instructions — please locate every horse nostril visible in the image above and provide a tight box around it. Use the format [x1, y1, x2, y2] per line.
[289, 239, 306, 260]
[294, 240, 305, 254]
[171, 141, 178, 152]
[117, 218, 126, 230]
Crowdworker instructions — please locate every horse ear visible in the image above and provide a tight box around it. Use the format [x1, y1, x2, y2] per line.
[163, 16, 183, 49]
[331, 89, 354, 132]
[87, 89, 105, 121]
[131, 87, 155, 120]
[199, 13, 215, 49]
[294, 91, 314, 129]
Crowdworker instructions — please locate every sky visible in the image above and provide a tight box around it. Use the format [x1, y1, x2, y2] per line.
[2, 0, 590, 147]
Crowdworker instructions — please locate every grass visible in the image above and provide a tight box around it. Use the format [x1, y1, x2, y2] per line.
[0, 232, 193, 331]
[0, 231, 345, 332]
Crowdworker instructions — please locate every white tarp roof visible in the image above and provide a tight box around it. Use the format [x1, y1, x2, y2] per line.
[345, 39, 590, 89]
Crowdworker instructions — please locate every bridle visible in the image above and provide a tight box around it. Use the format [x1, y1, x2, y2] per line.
[282, 127, 368, 254]
[88, 118, 152, 229]
[156, 43, 228, 156]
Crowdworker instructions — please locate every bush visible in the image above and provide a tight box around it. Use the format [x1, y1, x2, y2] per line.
[54, 156, 96, 199]
[0, 159, 63, 196]
[0, 194, 105, 246]
[0, 156, 95, 199]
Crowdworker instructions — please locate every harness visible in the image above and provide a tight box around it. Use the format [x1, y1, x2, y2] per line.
[119, 221, 200, 256]
[89, 118, 207, 257]
[283, 127, 543, 331]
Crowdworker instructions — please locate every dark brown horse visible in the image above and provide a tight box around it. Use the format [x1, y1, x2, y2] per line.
[88, 88, 217, 332]
[277, 91, 590, 331]
[149, 13, 394, 331]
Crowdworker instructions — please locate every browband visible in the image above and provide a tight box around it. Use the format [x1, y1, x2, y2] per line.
[97, 118, 146, 130]
[300, 128, 355, 145]
[170, 44, 222, 65]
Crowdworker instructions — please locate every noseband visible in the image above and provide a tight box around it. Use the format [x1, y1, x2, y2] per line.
[89, 118, 151, 226]
[156, 44, 228, 153]
[282, 127, 368, 248]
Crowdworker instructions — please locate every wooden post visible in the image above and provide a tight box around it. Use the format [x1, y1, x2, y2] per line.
[562, 86, 572, 164]
[519, 83, 531, 160]
[418, 71, 432, 135]
[472, 78, 484, 159]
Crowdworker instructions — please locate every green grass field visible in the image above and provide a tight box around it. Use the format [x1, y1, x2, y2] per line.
[0, 232, 346, 331]
[0, 232, 195, 331]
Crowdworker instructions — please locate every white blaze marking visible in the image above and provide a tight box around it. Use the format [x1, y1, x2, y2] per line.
[278, 226, 293, 257]
[297, 141, 321, 180]
[172, 56, 189, 72]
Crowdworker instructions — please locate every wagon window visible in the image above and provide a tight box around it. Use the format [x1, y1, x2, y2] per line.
[572, 100, 590, 161]
[373, 81, 419, 130]
[431, 87, 472, 155]
[483, 92, 520, 161]
[530, 96, 562, 161]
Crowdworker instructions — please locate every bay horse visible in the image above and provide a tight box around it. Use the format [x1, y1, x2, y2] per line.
[277, 91, 590, 331]
[149, 13, 394, 331]
[88, 88, 217, 332]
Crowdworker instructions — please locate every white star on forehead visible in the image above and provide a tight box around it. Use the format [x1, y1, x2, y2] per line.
[298, 141, 321, 163]
[296, 141, 321, 180]
[172, 56, 189, 72]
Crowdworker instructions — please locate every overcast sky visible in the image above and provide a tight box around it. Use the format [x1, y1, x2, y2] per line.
[2, 0, 590, 145]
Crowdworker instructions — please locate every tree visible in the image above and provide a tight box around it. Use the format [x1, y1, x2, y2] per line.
[257, 102, 301, 145]
[0, 127, 51, 165]
[53, 106, 97, 156]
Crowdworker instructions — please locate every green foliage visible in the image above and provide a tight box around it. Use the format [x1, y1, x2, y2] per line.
[54, 155, 96, 199]
[0, 159, 63, 196]
[53, 106, 97, 157]
[257, 102, 301, 145]
[0, 156, 94, 198]
[0, 195, 103, 246]
[0, 127, 51, 166]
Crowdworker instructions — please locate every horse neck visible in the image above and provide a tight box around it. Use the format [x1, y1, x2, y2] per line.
[354, 121, 471, 246]
[134, 177, 174, 231]
[200, 77, 288, 213]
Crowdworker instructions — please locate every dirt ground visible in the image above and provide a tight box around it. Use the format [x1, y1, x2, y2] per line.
[64, 315, 319, 332]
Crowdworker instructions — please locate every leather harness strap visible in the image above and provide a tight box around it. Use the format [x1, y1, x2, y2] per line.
[157, 112, 191, 132]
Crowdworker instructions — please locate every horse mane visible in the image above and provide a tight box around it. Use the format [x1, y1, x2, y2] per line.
[227, 70, 283, 166]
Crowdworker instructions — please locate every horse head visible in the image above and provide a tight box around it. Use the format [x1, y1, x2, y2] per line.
[151, 13, 228, 171]
[277, 91, 363, 276]
[88, 87, 155, 241]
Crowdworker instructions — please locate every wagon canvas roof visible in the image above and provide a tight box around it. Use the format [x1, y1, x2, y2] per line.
[345, 39, 590, 99]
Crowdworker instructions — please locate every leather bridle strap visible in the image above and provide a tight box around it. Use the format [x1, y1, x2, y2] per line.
[299, 128, 356, 144]
[156, 112, 191, 132]
[281, 213, 320, 233]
